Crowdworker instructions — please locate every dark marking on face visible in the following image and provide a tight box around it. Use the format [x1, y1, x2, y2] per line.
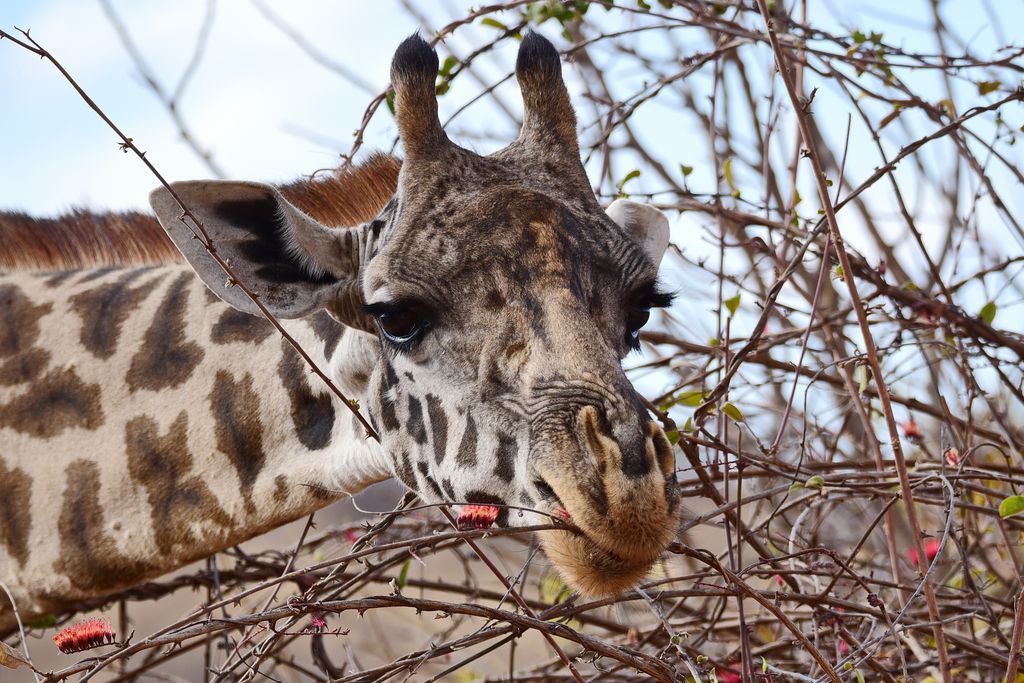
[484, 289, 506, 310]
[620, 431, 653, 478]
[0, 368, 103, 438]
[209, 369, 267, 510]
[407, 395, 427, 445]
[417, 461, 445, 500]
[0, 456, 31, 567]
[277, 341, 336, 450]
[273, 474, 290, 504]
[463, 490, 510, 527]
[310, 310, 344, 361]
[213, 198, 339, 285]
[54, 459, 157, 591]
[70, 273, 151, 359]
[125, 412, 232, 554]
[211, 308, 274, 345]
[378, 371, 401, 433]
[395, 449, 417, 490]
[455, 414, 478, 468]
[440, 477, 457, 501]
[382, 361, 400, 392]
[426, 394, 448, 465]
[0, 347, 50, 386]
[127, 273, 205, 392]
[494, 433, 517, 483]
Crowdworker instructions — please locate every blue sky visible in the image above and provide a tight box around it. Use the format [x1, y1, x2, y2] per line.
[3, 1, 1020, 216]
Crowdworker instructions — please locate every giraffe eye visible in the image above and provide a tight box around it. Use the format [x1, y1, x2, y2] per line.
[366, 301, 431, 347]
[626, 307, 651, 347]
[624, 283, 674, 352]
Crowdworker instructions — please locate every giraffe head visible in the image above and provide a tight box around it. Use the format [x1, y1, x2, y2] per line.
[151, 33, 679, 596]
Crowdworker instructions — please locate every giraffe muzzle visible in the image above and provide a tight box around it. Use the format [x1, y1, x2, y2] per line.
[532, 405, 680, 596]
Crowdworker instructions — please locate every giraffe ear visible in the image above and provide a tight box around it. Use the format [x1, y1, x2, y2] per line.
[150, 181, 363, 320]
[605, 200, 671, 268]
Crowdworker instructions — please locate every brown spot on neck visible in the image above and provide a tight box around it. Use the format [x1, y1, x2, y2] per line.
[127, 272, 205, 392]
[0, 283, 52, 359]
[125, 412, 232, 555]
[71, 269, 160, 360]
[211, 307, 274, 345]
[277, 340, 336, 450]
[54, 460, 157, 592]
[209, 370, 267, 512]
[0, 367, 104, 438]
[0, 456, 32, 567]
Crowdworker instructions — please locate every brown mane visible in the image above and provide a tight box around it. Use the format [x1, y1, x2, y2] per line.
[0, 153, 401, 272]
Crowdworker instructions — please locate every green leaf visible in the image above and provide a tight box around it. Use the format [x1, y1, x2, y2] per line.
[724, 293, 741, 317]
[385, 90, 396, 117]
[832, 264, 845, 281]
[637, 0, 651, 8]
[435, 81, 450, 96]
[805, 475, 825, 490]
[999, 495, 1024, 519]
[439, 55, 459, 79]
[868, 31, 883, 44]
[723, 157, 737, 193]
[977, 80, 1001, 95]
[722, 402, 744, 422]
[680, 164, 694, 177]
[708, 337, 721, 347]
[851, 29, 867, 44]
[856, 364, 869, 394]
[665, 428, 680, 445]
[678, 390, 705, 407]
[855, 668, 866, 683]
[682, 416, 695, 433]
[979, 301, 996, 324]
[25, 614, 56, 629]
[616, 168, 641, 192]
[762, 657, 769, 674]
[480, 17, 509, 31]
[541, 572, 572, 604]
[397, 558, 411, 588]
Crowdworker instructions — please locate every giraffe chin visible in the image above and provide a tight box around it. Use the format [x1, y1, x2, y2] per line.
[537, 528, 663, 597]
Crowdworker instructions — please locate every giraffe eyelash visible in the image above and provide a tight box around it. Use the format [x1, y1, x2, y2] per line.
[625, 283, 674, 353]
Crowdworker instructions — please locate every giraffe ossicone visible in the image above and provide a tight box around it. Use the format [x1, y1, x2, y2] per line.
[0, 32, 679, 632]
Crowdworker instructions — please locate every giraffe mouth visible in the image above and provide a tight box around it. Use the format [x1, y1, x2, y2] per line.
[537, 526, 666, 597]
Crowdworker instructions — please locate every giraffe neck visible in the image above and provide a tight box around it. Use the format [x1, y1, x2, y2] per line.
[0, 263, 389, 629]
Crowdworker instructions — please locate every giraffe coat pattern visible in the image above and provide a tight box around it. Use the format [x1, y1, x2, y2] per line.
[0, 33, 680, 631]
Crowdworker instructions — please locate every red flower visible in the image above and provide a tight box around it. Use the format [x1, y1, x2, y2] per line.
[772, 574, 785, 587]
[53, 619, 115, 654]
[908, 538, 941, 566]
[716, 669, 742, 683]
[944, 447, 960, 467]
[456, 504, 500, 530]
[553, 506, 571, 520]
[902, 419, 923, 442]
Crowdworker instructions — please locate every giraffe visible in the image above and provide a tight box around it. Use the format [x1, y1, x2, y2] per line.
[0, 33, 680, 634]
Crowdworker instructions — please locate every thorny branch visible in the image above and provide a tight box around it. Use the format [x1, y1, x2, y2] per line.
[4, 1, 1024, 680]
